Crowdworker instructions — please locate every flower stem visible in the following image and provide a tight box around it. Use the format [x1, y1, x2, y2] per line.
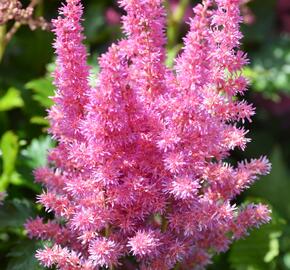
[0, 25, 6, 62]
[167, 0, 190, 48]
[174, 262, 181, 270]
[161, 215, 169, 232]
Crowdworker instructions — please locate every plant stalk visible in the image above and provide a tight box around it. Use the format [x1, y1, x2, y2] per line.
[0, 25, 6, 62]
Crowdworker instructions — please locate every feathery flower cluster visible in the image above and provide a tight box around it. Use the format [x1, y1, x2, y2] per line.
[26, 0, 271, 269]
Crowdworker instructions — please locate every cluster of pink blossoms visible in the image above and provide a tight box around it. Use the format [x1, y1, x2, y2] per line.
[25, 0, 271, 269]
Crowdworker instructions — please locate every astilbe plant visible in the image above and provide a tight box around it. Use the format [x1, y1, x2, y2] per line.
[25, 0, 271, 269]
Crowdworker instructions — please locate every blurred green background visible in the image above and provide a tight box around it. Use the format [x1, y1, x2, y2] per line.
[0, 0, 290, 269]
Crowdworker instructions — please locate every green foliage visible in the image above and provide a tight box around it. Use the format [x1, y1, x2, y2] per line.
[283, 252, 290, 269]
[88, 54, 100, 87]
[21, 136, 55, 169]
[229, 212, 285, 270]
[25, 77, 54, 108]
[30, 116, 49, 126]
[166, 45, 182, 68]
[243, 148, 290, 270]
[0, 131, 19, 191]
[0, 199, 34, 228]
[6, 239, 43, 270]
[84, 1, 107, 42]
[0, 199, 43, 270]
[250, 147, 290, 220]
[24, 69, 55, 126]
[245, 36, 290, 100]
[0, 88, 24, 112]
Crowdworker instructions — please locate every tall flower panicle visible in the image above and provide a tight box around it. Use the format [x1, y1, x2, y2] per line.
[49, 0, 90, 142]
[26, 0, 271, 269]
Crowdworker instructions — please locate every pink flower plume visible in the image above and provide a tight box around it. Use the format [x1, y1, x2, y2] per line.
[26, 0, 271, 269]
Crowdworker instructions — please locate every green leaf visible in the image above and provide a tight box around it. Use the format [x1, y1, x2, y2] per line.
[1, 131, 18, 175]
[9, 171, 40, 193]
[25, 77, 54, 108]
[6, 239, 43, 270]
[245, 36, 290, 99]
[283, 252, 290, 269]
[0, 131, 19, 191]
[166, 45, 182, 68]
[88, 54, 100, 88]
[249, 147, 290, 220]
[14, 136, 54, 192]
[0, 199, 34, 228]
[30, 116, 49, 126]
[0, 87, 24, 111]
[21, 136, 54, 169]
[229, 212, 285, 270]
[84, 2, 106, 42]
